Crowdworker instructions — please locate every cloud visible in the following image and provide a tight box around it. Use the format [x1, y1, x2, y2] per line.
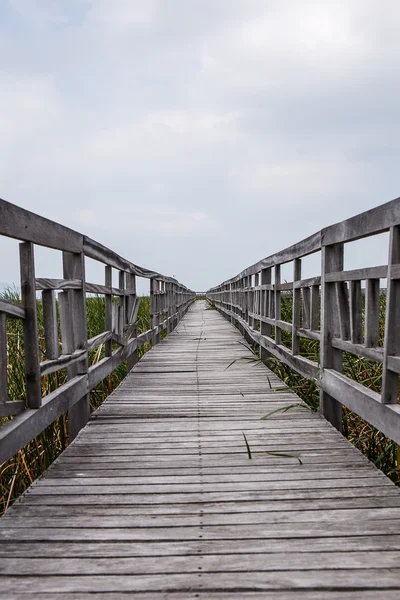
[0, 0, 399, 291]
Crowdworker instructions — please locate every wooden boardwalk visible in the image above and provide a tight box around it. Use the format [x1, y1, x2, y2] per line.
[1, 300, 400, 598]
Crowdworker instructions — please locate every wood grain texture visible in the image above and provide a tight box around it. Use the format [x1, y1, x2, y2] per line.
[1, 301, 399, 596]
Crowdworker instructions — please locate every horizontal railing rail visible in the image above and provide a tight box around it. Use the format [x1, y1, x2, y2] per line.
[0, 198, 195, 463]
[207, 196, 400, 444]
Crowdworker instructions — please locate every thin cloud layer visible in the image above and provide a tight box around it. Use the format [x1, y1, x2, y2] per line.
[1, 0, 399, 290]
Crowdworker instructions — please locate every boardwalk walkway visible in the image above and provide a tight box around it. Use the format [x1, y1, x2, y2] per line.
[1, 301, 400, 597]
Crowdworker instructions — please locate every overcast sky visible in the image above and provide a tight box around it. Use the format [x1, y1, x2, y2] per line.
[1, 0, 399, 292]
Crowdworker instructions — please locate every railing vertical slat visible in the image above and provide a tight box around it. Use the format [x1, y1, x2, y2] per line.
[0, 313, 7, 404]
[275, 265, 281, 345]
[365, 278, 379, 348]
[320, 243, 344, 431]
[336, 281, 350, 341]
[302, 287, 311, 330]
[260, 267, 272, 364]
[105, 265, 112, 357]
[292, 258, 301, 355]
[19, 242, 41, 409]
[310, 285, 320, 331]
[62, 251, 89, 440]
[382, 225, 400, 404]
[151, 279, 160, 346]
[42, 290, 59, 360]
[126, 273, 138, 370]
[349, 280, 362, 344]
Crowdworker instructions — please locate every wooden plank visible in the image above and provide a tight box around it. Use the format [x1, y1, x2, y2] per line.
[0, 198, 83, 252]
[331, 338, 383, 363]
[0, 375, 87, 464]
[0, 298, 25, 319]
[2, 300, 400, 598]
[40, 349, 86, 377]
[325, 266, 387, 282]
[36, 278, 82, 291]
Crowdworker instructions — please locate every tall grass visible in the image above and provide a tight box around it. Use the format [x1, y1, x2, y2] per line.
[0, 289, 152, 514]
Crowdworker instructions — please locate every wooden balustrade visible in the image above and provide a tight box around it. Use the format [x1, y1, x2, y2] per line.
[207, 196, 400, 445]
[0, 198, 195, 463]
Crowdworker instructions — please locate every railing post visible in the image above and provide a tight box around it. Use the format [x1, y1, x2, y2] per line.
[382, 225, 400, 403]
[126, 273, 138, 370]
[19, 242, 41, 409]
[274, 264, 281, 346]
[320, 243, 343, 432]
[104, 265, 112, 358]
[151, 278, 160, 346]
[260, 267, 272, 364]
[292, 258, 301, 355]
[62, 251, 89, 440]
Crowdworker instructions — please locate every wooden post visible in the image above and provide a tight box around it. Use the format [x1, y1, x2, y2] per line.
[310, 285, 320, 331]
[260, 267, 272, 364]
[118, 271, 125, 341]
[292, 258, 301, 355]
[126, 273, 138, 370]
[151, 279, 160, 346]
[382, 225, 400, 404]
[320, 243, 344, 431]
[20, 242, 41, 409]
[0, 313, 7, 405]
[105, 266, 112, 358]
[42, 290, 59, 360]
[62, 251, 89, 440]
[275, 264, 281, 345]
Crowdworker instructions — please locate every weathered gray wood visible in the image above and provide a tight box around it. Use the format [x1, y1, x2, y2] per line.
[0, 401, 24, 417]
[331, 338, 383, 363]
[104, 265, 112, 358]
[365, 278, 380, 348]
[325, 265, 387, 282]
[349, 280, 362, 344]
[36, 278, 82, 291]
[63, 251, 89, 440]
[42, 289, 59, 359]
[310, 284, 319, 331]
[297, 327, 321, 342]
[19, 242, 41, 409]
[320, 244, 343, 431]
[0, 375, 87, 464]
[292, 258, 301, 355]
[319, 369, 400, 445]
[151, 278, 160, 346]
[0, 298, 25, 319]
[260, 267, 272, 364]
[0, 313, 7, 404]
[87, 331, 113, 352]
[301, 286, 311, 329]
[40, 349, 86, 377]
[0, 198, 83, 252]
[2, 301, 400, 598]
[274, 264, 281, 345]
[382, 225, 400, 404]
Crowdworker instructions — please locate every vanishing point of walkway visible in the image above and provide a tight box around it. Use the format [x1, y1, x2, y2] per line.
[1, 301, 400, 598]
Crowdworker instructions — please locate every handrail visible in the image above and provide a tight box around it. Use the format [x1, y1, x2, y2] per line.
[0, 198, 195, 463]
[207, 196, 400, 444]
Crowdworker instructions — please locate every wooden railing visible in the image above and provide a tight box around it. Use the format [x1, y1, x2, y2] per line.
[0, 199, 195, 463]
[207, 197, 400, 444]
